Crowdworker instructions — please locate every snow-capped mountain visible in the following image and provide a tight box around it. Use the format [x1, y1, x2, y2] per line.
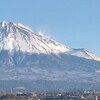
[0, 21, 100, 91]
[0, 21, 100, 61]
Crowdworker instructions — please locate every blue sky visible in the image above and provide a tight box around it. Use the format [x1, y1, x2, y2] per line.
[0, 0, 100, 55]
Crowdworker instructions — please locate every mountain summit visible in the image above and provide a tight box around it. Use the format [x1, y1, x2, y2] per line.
[0, 21, 69, 54]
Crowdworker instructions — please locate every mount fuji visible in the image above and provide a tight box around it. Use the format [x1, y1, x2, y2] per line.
[0, 21, 100, 92]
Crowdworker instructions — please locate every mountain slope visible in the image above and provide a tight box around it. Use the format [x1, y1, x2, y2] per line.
[0, 21, 69, 54]
[66, 48, 100, 61]
[0, 21, 100, 91]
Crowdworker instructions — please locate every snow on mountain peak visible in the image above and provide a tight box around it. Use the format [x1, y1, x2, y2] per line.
[66, 48, 100, 61]
[0, 21, 100, 61]
[0, 21, 69, 54]
[0, 21, 8, 27]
